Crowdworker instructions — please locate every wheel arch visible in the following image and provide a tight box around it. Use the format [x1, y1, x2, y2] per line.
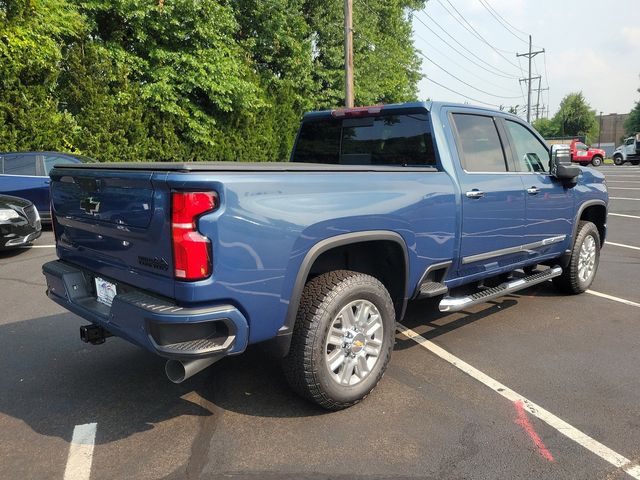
[273, 231, 409, 357]
[576, 201, 607, 246]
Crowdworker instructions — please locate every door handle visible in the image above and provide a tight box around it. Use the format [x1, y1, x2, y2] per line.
[526, 186, 540, 195]
[465, 189, 485, 199]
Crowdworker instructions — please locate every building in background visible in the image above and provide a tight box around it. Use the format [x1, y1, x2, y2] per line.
[594, 113, 629, 157]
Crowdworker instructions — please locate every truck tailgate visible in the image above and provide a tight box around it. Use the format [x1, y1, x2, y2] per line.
[50, 167, 175, 298]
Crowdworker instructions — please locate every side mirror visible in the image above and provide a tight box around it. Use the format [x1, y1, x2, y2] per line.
[550, 145, 580, 184]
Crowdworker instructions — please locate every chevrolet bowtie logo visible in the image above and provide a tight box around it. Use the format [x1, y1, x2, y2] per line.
[80, 197, 101, 215]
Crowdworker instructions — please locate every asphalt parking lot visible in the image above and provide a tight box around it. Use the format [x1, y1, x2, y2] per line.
[1, 165, 640, 480]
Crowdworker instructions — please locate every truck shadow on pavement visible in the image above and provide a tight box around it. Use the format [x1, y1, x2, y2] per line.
[0, 283, 558, 444]
[0, 313, 322, 445]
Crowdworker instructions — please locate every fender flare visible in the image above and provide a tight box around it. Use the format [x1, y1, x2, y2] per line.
[271, 231, 410, 357]
[573, 200, 607, 245]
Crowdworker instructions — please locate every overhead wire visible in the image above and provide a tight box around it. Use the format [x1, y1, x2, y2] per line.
[476, 0, 529, 44]
[413, 30, 522, 94]
[438, 0, 518, 72]
[422, 77, 504, 108]
[414, 11, 520, 79]
[416, 50, 523, 99]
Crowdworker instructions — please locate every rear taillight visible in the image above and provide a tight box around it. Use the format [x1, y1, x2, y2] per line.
[171, 191, 217, 281]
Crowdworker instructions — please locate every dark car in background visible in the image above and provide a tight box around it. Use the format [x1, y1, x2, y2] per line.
[0, 194, 41, 249]
[0, 152, 95, 222]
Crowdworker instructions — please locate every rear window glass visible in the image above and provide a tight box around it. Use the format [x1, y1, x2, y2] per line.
[292, 113, 436, 166]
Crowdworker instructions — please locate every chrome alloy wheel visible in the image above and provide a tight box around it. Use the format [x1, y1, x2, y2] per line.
[324, 299, 384, 386]
[578, 235, 597, 283]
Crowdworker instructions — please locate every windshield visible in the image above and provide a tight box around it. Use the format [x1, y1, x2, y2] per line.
[292, 113, 437, 166]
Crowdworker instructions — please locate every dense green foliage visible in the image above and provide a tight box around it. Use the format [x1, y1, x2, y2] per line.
[624, 80, 640, 136]
[532, 92, 599, 144]
[0, 0, 426, 162]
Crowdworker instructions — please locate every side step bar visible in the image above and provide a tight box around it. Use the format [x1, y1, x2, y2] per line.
[439, 267, 563, 313]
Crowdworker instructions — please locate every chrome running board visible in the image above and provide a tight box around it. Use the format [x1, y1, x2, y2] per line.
[438, 267, 563, 313]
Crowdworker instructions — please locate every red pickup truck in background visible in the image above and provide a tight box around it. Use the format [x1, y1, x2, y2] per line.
[569, 140, 605, 167]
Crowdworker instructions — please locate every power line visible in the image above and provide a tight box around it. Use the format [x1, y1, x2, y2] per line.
[414, 11, 520, 79]
[477, 0, 533, 41]
[476, 0, 529, 44]
[423, 77, 504, 108]
[438, 0, 518, 68]
[413, 30, 522, 94]
[417, 50, 523, 99]
[436, 0, 514, 54]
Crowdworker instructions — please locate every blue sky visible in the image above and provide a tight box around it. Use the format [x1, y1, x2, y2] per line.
[412, 0, 640, 118]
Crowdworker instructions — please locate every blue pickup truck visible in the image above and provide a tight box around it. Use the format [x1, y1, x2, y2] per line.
[43, 102, 608, 410]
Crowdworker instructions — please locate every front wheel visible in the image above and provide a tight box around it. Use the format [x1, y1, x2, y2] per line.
[283, 270, 395, 410]
[613, 155, 624, 166]
[553, 221, 600, 294]
[591, 156, 603, 167]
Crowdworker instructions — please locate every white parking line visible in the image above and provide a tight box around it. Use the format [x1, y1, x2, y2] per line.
[64, 423, 97, 480]
[586, 290, 640, 308]
[609, 213, 640, 220]
[610, 197, 640, 201]
[606, 241, 640, 251]
[17, 244, 56, 249]
[397, 325, 640, 479]
[609, 187, 640, 191]
[607, 181, 640, 184]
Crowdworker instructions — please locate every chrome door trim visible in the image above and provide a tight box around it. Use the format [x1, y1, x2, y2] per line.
[461, 235, 567, 265]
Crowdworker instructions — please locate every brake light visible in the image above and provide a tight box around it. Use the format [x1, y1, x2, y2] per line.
[331, 105, 383, 118]
[171, 192, 217, 281]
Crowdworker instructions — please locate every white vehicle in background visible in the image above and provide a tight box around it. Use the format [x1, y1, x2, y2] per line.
[612, 133, 640, 166]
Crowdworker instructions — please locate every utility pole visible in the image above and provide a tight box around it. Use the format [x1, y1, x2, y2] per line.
[517, 36, 544, 123]
[534, 77, 549, 122]
[344, 0, 354, 108]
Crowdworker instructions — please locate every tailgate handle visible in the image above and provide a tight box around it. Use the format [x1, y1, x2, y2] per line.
[77, 177, 103, 193]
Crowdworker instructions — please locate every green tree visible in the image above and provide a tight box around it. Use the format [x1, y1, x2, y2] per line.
[0, 0, 429, 162]
[0, 0, 84, 151]
[303, 0, 427, 109]
[552, 92, 599, 144]
[532, 118, 559, 138]
[624, 79, 640, 136]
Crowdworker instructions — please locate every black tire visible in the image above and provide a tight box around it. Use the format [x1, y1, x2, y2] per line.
[590, 156, 603, 167]
[553, 221, 600, 294]
[613, 155, 624, 166]
[632, 160, 640, 166]
[283, 270, 395, 410]
[579, 162, 589, 167]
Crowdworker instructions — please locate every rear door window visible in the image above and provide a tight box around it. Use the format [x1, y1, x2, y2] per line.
[292, 113, 436, 166]
[452, 114, 508, 172]
[2, 154, 38, 176]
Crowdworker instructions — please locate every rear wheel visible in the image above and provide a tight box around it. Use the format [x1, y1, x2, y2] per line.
[283, 270, 395, 410]
[579, 162, 589, 167]
[613, 155, 624, 166]
[590, 156, 603, 167]
[553, 221, 600, 294]
[632, 160, 640, 166]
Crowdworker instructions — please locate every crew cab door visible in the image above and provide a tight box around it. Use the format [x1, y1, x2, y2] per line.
[450, 112, 527, 277]
[501, 119, 573, 257]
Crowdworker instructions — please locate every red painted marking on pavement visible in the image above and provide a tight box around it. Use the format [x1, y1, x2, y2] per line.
[514, 400, 555, 462]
